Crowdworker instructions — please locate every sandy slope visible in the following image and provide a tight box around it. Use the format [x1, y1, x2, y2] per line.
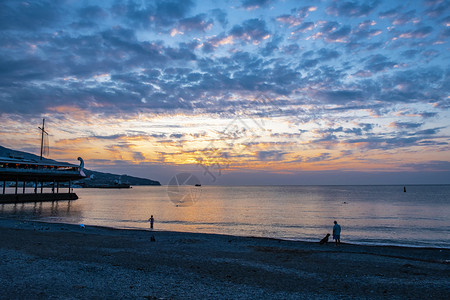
[0, 218, 448, 299]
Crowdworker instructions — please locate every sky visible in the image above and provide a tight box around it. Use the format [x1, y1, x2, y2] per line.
[0, 0, 449, 185]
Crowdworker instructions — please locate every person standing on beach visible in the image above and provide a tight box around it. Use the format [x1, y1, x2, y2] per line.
[148, 215, 154, 230]
[333, 220, 341, 246]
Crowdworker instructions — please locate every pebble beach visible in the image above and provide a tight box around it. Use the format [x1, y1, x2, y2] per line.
[0, 218, 449, 299]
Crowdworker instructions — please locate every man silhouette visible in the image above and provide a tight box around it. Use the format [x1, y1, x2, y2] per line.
[148, 215, 154, 230]
[333, 220, 341, 246]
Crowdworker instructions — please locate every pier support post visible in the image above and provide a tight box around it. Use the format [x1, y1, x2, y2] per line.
[57, 182, 59, 193]
[15, 178, 18, 195]
[2, 180, 5, 194]
[68, 180, 71, 193]
[23, 181, 26, 194]
[40, 181, 43, 194]
[34, 179, 38, 194]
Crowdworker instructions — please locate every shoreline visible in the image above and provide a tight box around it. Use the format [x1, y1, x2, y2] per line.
[2, 214, 450, 250]
[0, 218, 449, 299]
[3, 216, 449, 250]
[9, 216, 450, 250]
[4, 218, 450, 263]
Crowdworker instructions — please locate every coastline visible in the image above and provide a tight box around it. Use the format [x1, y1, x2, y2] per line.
[0, 218, 449, 299]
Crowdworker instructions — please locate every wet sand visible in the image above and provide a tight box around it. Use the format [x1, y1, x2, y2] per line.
[0, 218, 449, 299]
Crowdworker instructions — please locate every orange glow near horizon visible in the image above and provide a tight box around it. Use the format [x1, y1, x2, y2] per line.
[1, 103, 449, 178]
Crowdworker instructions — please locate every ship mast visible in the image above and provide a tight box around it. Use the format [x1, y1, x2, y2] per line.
[38, 118, 48, 160]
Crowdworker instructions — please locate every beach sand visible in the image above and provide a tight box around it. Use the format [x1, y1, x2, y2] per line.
[0, 218, 448, 299]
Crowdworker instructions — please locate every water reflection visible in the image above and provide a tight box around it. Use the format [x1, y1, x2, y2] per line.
[0, 185, 449, 247]
[0, 199, 83, 224]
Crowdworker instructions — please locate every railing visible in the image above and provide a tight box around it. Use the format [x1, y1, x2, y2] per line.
[1, 168, 80, 174]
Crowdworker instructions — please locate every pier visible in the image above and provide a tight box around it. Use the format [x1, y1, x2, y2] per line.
[0, 119, 86, 204]
[0, 157, 85, 204]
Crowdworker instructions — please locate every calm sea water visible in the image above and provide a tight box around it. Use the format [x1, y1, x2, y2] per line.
[1, 185, 449, 248]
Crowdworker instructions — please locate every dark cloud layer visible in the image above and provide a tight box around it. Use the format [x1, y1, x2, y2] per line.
[0, 0, 448, 116]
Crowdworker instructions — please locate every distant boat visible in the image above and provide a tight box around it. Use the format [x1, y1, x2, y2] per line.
[195, 184, 201, 187]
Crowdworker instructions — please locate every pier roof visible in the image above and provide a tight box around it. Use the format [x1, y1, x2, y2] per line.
[0, 157, 85, 182]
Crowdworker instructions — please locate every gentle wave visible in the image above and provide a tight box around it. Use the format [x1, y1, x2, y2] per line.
[1, 185, 449, 248]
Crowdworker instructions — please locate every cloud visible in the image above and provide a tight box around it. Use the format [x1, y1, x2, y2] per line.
[229, 19, 271, 43]
[276, 6, 316, 29]
[418, 140, 448, 146]
[155, 0, 194, 20]
[72, 5, 109, 29]
[316, 125, 368, 137]
[170, 133, 185, 139]
[112, 0, 194, 28]
[91, 134, 128, 140]
[374, 67, 446, 103]
[312, 22, 352, 43]
[402, 161, 450, 172]
[351, 20, 382, 40]
[401, 49, 419, 59]
[413, 128, 442, 136]
[358, 20, 377, 29]
[177, 14, 213, 33]
[78, 5, 108, 20]
[257, 150, 286, 161]
[364, 54, 396, 73]
[353, 70, 373, 77]
[282, 44, 300, 55]
[211, 9, 228, 28]
[300, 58, 319, 69]
[346, 136, 424, 150]
[326, 0, 380, 17]
[317, 48, 340, 60]
[418, 112, 438, 118]
[0, 0, 64, 31]
[306, 153, 332, 163]
[133, 151, 146, 161]
[379, 6, 401, 19]
[314, 90, 364, 104]
[260, 35, 283, 56]
[390, 122, 423, 129]
[241, 0, 272, 10]
[392, 10, 417, 25]
[291, 22, 315, 35]
[397, 26, 434, 39]
[424, 1, 449, 17]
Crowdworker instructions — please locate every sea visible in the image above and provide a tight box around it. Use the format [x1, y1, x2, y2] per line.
[1, 185, 449, 248]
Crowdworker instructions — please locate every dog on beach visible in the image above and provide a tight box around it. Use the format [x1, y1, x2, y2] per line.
[319, 233, 330, 245]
